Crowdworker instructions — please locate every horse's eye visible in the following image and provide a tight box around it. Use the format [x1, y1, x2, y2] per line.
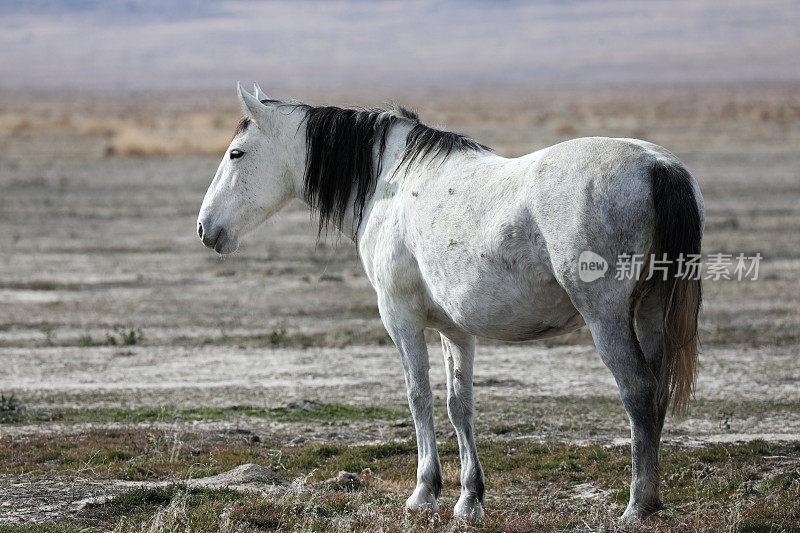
[229, 149, 245, 160]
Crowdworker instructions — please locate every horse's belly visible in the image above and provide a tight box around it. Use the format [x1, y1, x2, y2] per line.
[424, 264, 584, 342]
[459, 288, 582, 341]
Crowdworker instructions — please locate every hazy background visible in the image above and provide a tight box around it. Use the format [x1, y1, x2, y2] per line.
[2, 0, 799, 91]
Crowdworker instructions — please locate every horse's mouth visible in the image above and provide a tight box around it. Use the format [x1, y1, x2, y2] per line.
[213, 232, 239, 254]
[199, 223, 239, 254]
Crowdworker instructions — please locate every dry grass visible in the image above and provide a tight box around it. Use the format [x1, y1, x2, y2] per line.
[0, 112, 232, 157]
[1, 86, 799, 157]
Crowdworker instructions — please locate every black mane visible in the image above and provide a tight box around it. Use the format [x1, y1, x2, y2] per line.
[298, 104, 489, 236]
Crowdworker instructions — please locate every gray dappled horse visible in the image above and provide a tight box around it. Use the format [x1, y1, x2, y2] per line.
[198, 84, 703, 522]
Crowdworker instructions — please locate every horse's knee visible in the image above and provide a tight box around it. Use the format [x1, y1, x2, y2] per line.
[447, 390, 472, 422]
[405, 379, 433, 409]
[618, 376, 658, 413]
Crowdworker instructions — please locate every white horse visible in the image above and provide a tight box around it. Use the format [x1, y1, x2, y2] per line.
[198, 84, 704, 522]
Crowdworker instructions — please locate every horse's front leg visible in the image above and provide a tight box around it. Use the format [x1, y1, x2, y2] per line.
[381, 309, 442, 512]
[440, 330, 485, 520]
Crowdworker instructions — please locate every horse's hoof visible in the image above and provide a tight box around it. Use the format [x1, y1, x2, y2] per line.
[453, 494, 484, 520]
[620, 501, 663, 523]
[405, 487, 439, 513]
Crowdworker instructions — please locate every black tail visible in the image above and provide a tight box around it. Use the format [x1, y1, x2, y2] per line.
[634, 160, 703, 413]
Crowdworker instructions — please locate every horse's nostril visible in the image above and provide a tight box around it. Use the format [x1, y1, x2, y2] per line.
[197, 221, 204, 239]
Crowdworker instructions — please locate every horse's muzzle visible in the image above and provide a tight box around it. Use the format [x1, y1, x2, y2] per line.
[197, 220, 238, 254]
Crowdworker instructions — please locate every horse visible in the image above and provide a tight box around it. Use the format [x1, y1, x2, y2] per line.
[197, 83, 703, 522]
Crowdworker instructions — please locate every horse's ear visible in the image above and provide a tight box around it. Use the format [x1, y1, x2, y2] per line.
[253, 83, 270, 103]
[237, 82, 268, 123]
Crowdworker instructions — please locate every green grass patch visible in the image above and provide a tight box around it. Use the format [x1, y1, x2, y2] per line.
[105, 327, 143, 346]
[83, 487, 174, 522]
[268, 403, 399, 422]
[75, 334, 102, 347]
[0, 402, 403, 426]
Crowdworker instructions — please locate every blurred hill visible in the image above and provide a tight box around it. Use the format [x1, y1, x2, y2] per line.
[1, 0, 798, 90]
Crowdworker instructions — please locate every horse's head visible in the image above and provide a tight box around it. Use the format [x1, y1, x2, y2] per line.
[197, 83, 302, 254]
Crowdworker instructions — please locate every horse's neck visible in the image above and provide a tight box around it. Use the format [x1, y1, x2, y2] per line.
[294, 119, 414, 242]
[380, 122, 416, 180]
[349, 123, 417, 240]
[278, 109, 312, 201]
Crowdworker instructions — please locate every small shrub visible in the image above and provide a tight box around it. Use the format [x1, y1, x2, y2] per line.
[76, 334, 101, 347]
[269, 327, 287, 347]
[718, 407, 735, 431]
[39, 325, 55, 346]
[105, 327, 144, 346]
[0, 393, 24, 423]
[1, 393, 20, 412]
[119, 328, 143, 346]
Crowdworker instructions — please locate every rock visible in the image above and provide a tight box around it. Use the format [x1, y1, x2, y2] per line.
[188, 464, 286, 490]
[217, 428, 260, 443]
[284, 399, 325, 412]
[572, 482, 609, 501]
[323, 471, 365, 491]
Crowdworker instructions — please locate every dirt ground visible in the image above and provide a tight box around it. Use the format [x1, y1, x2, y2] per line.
[0, 86, 798, 530]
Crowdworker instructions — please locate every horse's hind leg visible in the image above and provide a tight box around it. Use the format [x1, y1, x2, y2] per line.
[584, 307, 664, 521]
[440, 329, 485, 519]
[634, 289, 669, 469]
